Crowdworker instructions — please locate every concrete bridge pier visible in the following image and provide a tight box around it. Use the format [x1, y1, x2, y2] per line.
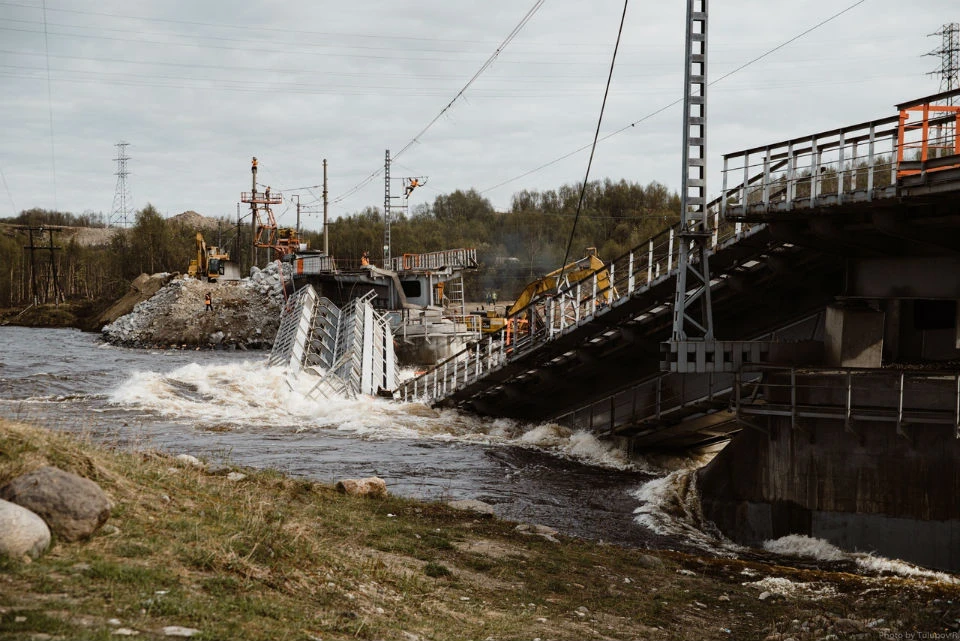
[698, 414, 960, 571]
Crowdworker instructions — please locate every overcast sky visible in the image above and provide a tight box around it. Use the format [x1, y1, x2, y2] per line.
[0, 0, 952, 231]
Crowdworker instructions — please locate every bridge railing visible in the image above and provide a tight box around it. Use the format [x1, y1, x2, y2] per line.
[395, 200, 752, 403]
[736, 366, 960, 439]
[721, 115, 902, 218]
[388, 248, 478, 272]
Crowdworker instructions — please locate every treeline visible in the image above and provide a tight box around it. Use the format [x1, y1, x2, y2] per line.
[329, 179, 680, 298]
[0, 178, 679, 308]
[0, 206, 251, 308]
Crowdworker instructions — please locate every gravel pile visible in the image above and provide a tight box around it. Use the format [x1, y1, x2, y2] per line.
[102, 262, 292, 349]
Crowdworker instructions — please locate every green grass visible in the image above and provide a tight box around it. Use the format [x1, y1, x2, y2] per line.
[0, 418, 957, 641]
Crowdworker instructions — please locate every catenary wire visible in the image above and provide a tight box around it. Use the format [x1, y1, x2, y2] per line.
[555, 0, 628, 288]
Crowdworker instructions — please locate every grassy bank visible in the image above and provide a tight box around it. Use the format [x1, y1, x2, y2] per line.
[0, 419, 957, 640]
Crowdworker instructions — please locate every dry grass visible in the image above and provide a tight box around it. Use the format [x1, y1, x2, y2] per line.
[0, 418, 957, 640]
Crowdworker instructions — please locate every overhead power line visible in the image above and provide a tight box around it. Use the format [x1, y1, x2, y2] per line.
[480, 0, 869, 196]
[0, 0, 489, 45]
[393, 0, 546, 160]
[41, 0, 57, 211]
[332, 0, 546, 206]
[557, 0, 628, 281]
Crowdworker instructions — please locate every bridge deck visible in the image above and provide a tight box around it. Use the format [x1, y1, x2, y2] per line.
[398, 89, 960, 451]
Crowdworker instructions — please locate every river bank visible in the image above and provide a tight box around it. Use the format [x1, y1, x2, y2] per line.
[1, 418, 957, 640]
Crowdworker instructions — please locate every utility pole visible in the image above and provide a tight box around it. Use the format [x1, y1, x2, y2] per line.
[26, 228, 38, 305]
[109, 142, 132, 228]
[662, 0, 716, 374]
[323, 158, 329, 256]
[47, 228, 64, 305]
[384, 149, 392, 268]
[20, 226, 62, 306]
[235, 202, 242, 271]
[293, 194, 301, 237]
[250, 157, 259, 267]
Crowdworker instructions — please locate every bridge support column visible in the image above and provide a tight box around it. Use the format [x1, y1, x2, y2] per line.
[698, 415, 960, 571]
[824, 304, 884, 367]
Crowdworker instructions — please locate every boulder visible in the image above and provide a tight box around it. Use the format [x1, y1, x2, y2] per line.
[335, 477, 387, 498]
[447, 499, 496, 516]
[0, 466, 111, 542]
[0, 498, 51, 559]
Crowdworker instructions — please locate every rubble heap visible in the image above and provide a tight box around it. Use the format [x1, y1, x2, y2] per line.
[101, 262, 292, 349]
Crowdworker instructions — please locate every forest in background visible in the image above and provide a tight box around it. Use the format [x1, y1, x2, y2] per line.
[0, 178, 681, 315]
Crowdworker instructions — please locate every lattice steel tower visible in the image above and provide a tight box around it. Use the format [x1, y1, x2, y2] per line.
[109, 141, 132, 228]
[928, 23, 959, 102]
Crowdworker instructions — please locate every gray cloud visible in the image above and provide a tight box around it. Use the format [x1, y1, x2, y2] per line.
[0, 0, 948, 229]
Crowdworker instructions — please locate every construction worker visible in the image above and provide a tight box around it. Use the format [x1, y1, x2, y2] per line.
[251, 157, 257, 173]
[265, 185, 271, 200]
[405, 178, 419, 198]
[204, 292, 213, 312]
[361, 251, 370, 266]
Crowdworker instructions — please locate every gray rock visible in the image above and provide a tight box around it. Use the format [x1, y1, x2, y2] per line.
[0, 498, 51, 559]
[162, 626, 200, 637]
[447, 499, 496, 516]
[636, 553, 665, 570]
[174, 454, 204, 468]
[0, 466, 111, 542]
[335, 477, 387, 498]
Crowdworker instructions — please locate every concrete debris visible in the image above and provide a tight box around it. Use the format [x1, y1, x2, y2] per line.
[102, 262, 292, 349]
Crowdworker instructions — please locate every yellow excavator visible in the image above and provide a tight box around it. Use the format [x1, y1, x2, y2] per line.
[473, 248, 614, 338]
[188, 232, 232, 282]
[505, 247, 611, 317]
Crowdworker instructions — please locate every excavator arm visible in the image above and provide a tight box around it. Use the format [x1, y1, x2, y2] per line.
[506, 250, 610, 316]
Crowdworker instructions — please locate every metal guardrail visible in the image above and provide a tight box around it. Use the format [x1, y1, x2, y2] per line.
[720, 116, 901, 217]
[389, 248, 478, 272]
[396, 205, 752, 403]
[734, 366, 960, 439]
[397, 90, 960, 409]
[721, 89, 960, 217]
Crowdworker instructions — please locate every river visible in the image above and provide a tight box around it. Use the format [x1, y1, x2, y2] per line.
[0, 326, 703, 550]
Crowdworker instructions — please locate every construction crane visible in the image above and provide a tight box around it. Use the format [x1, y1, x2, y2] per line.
[240, 157, 304, 260]
[188, 232, 234, 282]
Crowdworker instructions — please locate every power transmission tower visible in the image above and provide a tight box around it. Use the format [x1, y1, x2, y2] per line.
[109, 141, 132, 228]
[928, 23, 959, 101]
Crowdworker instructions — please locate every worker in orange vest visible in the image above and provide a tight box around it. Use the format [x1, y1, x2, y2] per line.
[405, 178, 419, 198]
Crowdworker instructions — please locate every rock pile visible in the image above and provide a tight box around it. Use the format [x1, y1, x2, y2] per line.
[0, 466, 111, 561]
[102, 262, 292, 349]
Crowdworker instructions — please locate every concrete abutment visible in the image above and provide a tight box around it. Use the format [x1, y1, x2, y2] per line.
[699, 415, 960, 571]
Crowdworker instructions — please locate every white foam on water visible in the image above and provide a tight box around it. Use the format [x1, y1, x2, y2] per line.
[631, 469, 744, 557]
[763, 534, 959, 584]
[763, 534, 847, 562]
[107, 360, 670, 471]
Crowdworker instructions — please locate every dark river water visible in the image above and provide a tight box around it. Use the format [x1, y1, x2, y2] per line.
[0, 326, 693, 549]
[4, 326, 958, 582]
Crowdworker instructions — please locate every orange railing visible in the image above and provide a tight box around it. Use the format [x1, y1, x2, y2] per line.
[896, 93, 960, 178]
